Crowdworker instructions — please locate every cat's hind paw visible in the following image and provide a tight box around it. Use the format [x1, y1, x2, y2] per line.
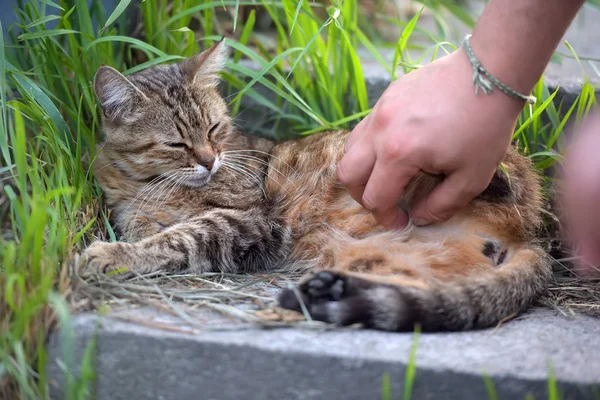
[279, 270, 410, 330]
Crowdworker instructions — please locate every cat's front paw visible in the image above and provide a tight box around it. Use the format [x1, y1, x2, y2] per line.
[79, 241, 136, 278]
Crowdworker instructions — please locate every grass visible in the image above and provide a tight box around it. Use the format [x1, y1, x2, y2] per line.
[0, 0, 599, 398]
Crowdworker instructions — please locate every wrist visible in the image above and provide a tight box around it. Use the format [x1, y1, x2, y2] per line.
[468, 0, 585, 99]
[468, 36, 538, 98]
[463, 35, 536, 106]
[454, 47, 528, 118]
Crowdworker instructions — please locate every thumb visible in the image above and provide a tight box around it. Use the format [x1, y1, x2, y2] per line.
[410, 172, 488, 226]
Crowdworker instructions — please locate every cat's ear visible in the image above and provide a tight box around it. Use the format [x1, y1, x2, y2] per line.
[94, 66, 148, 122]
[180, 38, 227, 87]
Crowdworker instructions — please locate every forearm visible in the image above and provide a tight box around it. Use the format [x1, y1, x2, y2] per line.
[471, 0, 585, 95]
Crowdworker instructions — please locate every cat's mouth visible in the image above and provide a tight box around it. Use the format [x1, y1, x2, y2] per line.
[182, 159, 221, 188]
[184, 175, 211, 188]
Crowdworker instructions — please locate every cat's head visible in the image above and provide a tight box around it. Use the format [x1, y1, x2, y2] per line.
[94, 40, 233, 188]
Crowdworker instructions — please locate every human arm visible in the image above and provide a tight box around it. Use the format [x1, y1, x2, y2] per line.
[338, 0, 586, 229]
[561, 112, 600, 276]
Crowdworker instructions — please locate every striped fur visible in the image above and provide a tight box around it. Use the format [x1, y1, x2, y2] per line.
[83, 42, 552, 332]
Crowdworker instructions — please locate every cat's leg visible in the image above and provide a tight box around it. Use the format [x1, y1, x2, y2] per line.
[278, 236, 551, 331]
[120, 211, 168, 241]
[80, 208, 290, 278]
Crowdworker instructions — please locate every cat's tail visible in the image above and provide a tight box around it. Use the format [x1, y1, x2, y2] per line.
[278, 246, 552, 331]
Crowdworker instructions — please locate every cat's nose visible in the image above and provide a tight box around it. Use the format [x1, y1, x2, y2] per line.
[200, 157, 215, 171]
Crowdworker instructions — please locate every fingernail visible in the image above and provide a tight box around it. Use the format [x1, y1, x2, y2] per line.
[412, 218, 430, 227]
[390, 209, 409, 230]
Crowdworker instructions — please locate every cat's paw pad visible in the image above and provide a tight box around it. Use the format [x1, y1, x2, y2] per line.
[278, 270, 353, 318]
[301, 271, 348, 301]
[79, 241, 134, 278]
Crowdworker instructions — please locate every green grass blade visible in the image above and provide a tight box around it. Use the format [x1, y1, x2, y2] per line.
[546, 96, 579, 150]
[234, 9, 256, 64]
[442, 3, 476, 28]
[25, 15, 62, 29]
[8, 64, 74, 154]
[381, 373, 391, 400]
[483, 373, 498, 400]
[286, 12, 335, 79]
[37, 0, 65, 10]
[84, 36, 169, 57]
[123, 55, 185, 75]
[161, 1, 265, 34]
[230, 47, 303, 108]
[102, 211, 117, 242]
[0, 20, 9, 165]
[564, 40, 587, 79]
[393, 7, 422, 79]
[232, 0, 240, 32]
[290, 0, 305, 34]
[513, 89, 558, 141]
[300, 108, 371, 135]
[17, 29, 79, 40]
[356, 29, 393, 75]
[548, 364, 559, 400]
[101, 0, 133, 32]
[205, 36, 324, 124]
[403, 325, 420, 400]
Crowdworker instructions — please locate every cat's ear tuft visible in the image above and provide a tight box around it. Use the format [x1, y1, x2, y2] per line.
[94, 66, 148, 122]
[180, 38, 227, 87]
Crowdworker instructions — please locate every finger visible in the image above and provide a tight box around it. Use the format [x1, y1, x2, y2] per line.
[410, 172, 488, 226]
[344, 115, 370, 154]
[361, 159, 418, 230]
[561, 139, 600, 275]
[337, 137, 376, 205]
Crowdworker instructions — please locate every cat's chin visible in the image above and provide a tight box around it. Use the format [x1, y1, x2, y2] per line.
[184, 176, 211, 188]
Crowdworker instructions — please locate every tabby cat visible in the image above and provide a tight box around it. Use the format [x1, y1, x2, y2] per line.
[83, 40, 552, 331]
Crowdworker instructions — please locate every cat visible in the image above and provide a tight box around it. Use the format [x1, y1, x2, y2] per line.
[83, 40, 552, 332]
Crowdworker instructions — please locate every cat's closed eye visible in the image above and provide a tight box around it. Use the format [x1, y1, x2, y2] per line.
[167, 142, 189, 149]
[207, 122, 220, 140]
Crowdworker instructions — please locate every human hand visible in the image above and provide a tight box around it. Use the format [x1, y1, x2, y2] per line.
[338, 49, 526, 229]
[560, 111, 600, 276]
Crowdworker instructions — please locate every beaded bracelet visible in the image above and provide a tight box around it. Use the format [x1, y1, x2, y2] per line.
[463, 34, 537, 105]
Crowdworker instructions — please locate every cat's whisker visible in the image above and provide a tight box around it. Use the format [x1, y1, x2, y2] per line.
[96, 158, 130, 170]
[222, 149, 297, 174]
[225, 156, 293, 187]
[221, 162, 268, 199]
[224, 154, 297, 188]
[134, 173, 182, 218]
[122, 171, 177, 214]
[143, 174, 183, 208]
[154, 173, 190, 210]
[221, 161, 263, 186]
[132, 178, 175, 219]
[223, 160, 268, 183]
[225, 158, 293, 197]
[223, 90, 244, 102]
[225, 159, 293, 198]
[147, 176, 181, 212]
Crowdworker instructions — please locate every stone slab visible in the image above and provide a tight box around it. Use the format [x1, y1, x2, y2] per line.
[47, 307, 600, 400]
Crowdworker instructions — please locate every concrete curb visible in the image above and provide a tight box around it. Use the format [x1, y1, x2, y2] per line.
[47, 308, 600, 400]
